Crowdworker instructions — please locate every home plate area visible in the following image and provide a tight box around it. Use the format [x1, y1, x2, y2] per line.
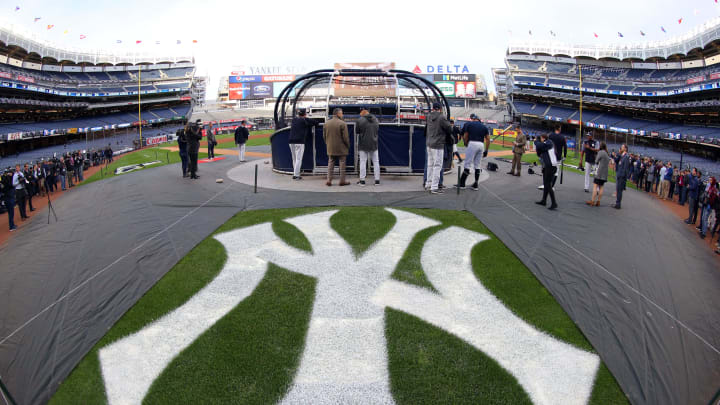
[53, 207, 628, 405]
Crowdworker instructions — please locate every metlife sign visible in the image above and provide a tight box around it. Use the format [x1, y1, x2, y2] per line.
[433, 74, 476, 82]
[412, 64, 471, 74]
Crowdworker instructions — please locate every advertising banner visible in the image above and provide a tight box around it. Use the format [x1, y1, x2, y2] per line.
[7, 133, 22, 141]
[332, 63, 396, 97]
[68, 128, 78, 134]
[262, 75, 295, 82]
[145, 135, 168, 146]
[433, 74, 476, 82]
[686, 76, 705, 85]
[455, 81, 476, 98]
[229, 75, 262, 83]
[16, 75, 35, 83]
[229, 83, 251, 100]
[273, 82, 295, 98]
[492, 129, 518, 138]
[250, 82, 273, 97]
[434, 81, 455, 97]
[710, 72, 720, 80]
[0, 72, 11, 79]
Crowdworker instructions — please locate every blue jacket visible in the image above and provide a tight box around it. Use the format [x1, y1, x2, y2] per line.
[664, 167, 673, 181]
[289, 117, 314, 144]
[688, 176, 699, 199]
[615, 153, 631, 178]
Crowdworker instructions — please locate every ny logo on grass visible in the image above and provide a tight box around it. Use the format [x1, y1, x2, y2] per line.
[99, 209, 600, 405]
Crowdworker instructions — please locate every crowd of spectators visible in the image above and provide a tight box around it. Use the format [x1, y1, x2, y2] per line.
[626, 154, 720, 254]
[0, 146, 114, 231]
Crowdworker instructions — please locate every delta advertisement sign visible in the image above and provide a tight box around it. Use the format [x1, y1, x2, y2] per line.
[412, 64, 471, 74]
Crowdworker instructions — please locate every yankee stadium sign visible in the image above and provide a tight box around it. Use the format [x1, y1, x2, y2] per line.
[99, 209, 600, 405]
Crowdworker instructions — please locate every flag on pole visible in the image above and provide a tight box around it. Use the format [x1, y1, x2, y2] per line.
[678, 18, 683, 24]
[528, 30, 532, 35]
[176, 40, 181, 44]
[116, 40, 122, 44]
[618, 32, 624, 38]
[192, 39, 198, 43]
[34, 17, 40, 22]
[14, 6, 19, 11]
[640, 30, 646, 36]
[594, 32, 598, 38]
[63, 29, 68, 34]
[155, 40, 160, 45]
[661, 26, 667, 33]
[79, 34, 86, 39]
[550, 30, 556, 36]
[135, 40, 142, 44]
[46, 24, 54, 30]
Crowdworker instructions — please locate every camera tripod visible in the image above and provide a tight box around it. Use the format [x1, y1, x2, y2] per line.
[43, 177, 58, 224]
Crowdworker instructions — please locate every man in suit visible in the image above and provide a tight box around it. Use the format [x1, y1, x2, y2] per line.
[323, 108, 350, 187]
[507, 125, 526, 176]
[534, 133, 558, 210]
[612, 144, 631, 209]
[186, 119, 203, 179]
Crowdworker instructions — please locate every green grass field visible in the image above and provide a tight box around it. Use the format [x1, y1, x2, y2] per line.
[80, 148, 209, 186]
[50, 207, 628, 405]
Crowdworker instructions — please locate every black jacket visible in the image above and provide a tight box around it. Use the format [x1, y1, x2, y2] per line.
[289, 117, 314, 144]
[548, 133, 567, 161]
[176, 128, 188, 153]
[186, 124, 202, 152]
[234, 126, 249, 145]
[534, 138, 554, 168]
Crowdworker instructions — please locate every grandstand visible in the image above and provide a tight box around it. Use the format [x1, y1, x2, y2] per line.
[0, 23, 199, 156]
[495, 18, 720, 156]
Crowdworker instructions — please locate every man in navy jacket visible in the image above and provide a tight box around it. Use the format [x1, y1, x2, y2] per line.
[685, 168, 700, 224]
[612, 144, 631, 209]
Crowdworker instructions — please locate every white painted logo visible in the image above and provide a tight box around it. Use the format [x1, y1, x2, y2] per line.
[99, 209, 599, 405]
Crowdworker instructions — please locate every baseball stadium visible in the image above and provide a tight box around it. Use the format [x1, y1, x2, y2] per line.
[0, 2, 718, 405]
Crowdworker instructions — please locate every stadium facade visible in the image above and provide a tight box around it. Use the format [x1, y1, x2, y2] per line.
[0, 23, 202, 151]
[494, 17, 720, 153]
[216, 62, 489, 107]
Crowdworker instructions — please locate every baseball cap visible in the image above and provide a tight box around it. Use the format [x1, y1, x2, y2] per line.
[469, 113, 478, 120]
[432, 102, 441, 110]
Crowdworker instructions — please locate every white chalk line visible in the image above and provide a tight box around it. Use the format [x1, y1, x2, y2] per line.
[479, 184, 720, 356]
[0, 183, 234, 347]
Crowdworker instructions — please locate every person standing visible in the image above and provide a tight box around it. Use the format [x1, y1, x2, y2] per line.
[685, 168, 700, 224]
[186, 119, 202, 179]
[23, 164, 35, 212]
[1, 171, 16, 231]
[65, 155, 74, 188]
[206, 123, 216, 159]
[234, 120, 249, 162]
[57, 158, 66, 191]
[323, 108, 350, 187]
[549, 126, 567, 188]
[658, 162, 668, 198]
[289, 110, 313, 180]
[669, 165, 678, 200]
[507, 125, 527, 176]
[611, 144, 631, 210]
[356, 106, 381, 186]
[579, 132, 599, 193]
[679, 169, 689, 205]
[176, 126, 189, 178]
[534, 133, 558, 210]
[587, 142, 610, 206]
[454, 114, 489, 190]
[12, 164, 28, 221]
[451, 121, 463, 163]
[699, 177, 718, 239]
[425, 102, 453, 194]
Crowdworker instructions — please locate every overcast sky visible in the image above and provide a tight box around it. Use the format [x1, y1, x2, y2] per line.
[2, 0, 720, 98]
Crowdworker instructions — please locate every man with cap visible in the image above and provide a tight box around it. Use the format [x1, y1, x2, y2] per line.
[425, 102, 453, 194]
[579, 131, 599, 192]
[234, 120, 249, 162]
[323, 108, 350, 186]
[356, 106, 381, 186]
[186, 119, 203, 179]
[288, 109, 314, 180]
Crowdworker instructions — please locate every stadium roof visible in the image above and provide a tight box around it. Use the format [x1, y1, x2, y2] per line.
[507, 16, 720, 61]
[0, 22, 193, 66]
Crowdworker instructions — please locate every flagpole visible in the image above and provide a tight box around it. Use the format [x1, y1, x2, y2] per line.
[576, 65, 582, 158]
[138, 69, 142, 146]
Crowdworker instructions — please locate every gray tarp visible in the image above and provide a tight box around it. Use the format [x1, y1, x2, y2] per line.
[0, 156, 718, 405]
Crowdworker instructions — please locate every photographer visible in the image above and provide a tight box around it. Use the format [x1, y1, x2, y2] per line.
[1, 170, 16, 231]
[23, 164, 36, 212]
[12, 164, 29, 221]
[185, 119, 203, 179]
